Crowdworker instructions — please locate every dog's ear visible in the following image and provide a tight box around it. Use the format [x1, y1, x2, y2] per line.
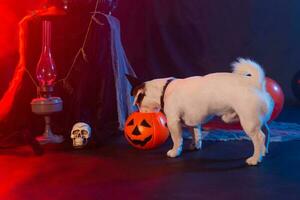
[125, 74, 144, 96]
[133, 89, 145, 106]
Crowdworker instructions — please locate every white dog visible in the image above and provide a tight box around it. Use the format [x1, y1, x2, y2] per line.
[126, 58, 274, 165]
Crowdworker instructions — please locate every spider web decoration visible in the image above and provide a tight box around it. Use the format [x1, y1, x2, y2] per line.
[0, 0, 136, 130]
[56, 0, 105, 90]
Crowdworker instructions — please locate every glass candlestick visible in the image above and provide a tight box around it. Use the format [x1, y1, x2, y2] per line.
[31, 19, 64, 144]
[36, 20, 57, 96]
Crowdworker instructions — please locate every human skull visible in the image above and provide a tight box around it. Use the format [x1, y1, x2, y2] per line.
[70, 122, 91, 148]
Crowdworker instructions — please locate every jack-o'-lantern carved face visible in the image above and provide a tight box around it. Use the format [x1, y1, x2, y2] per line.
[124, 112, 169, 150]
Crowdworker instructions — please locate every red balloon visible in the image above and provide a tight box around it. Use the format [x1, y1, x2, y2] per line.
[265, 77, 284, 121]
[203, 77, 284, 130]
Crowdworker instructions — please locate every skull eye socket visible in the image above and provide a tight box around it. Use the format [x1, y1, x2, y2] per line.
[127, 119, 134, 126]
[81, 130, 89, 137]
[72, 130, 80, 135]
[141, 119, 151, 127]
[71, 130, 80, 139]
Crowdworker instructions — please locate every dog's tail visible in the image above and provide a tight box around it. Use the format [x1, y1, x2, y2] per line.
[232, 58, 265, 90]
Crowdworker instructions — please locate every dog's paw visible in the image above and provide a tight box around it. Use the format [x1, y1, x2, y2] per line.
[167, 149, 181, 158]
[246, 156, 262, 166]
[189, 142, 202, 151]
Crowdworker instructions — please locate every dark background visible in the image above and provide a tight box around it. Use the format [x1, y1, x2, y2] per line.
[0, 0, 300, 117]
[115, 0, 300, 103]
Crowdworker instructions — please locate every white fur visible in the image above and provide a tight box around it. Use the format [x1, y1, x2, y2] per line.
[134, 58, 274, 166]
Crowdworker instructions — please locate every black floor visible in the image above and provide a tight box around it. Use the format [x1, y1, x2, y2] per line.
[1, 104, 300, 200]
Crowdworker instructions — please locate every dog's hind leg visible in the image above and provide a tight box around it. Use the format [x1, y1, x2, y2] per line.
[262, 123, 270, 155]
[240, 119, 266, 165]
[167, 119, 183, 158]
[246, 129, 266, 165]
[189, 125, 202, 150]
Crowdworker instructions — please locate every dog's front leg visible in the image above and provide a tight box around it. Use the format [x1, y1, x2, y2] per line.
[189, 125, 202, 150]
[167, 119, 183, 158]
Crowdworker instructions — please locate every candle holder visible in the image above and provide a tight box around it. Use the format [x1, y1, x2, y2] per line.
[30, 18, 64, 144]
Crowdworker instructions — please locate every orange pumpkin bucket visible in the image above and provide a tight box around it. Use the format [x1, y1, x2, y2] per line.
[124, 112, 169, 150]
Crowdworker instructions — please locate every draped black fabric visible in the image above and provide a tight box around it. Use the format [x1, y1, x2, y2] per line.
[115, 0, 300, 100]
[62, 14, 119, 143]
[115, 0, 252, 79]
[0, 12, 120, 146]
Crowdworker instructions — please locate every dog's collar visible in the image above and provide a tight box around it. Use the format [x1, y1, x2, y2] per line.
[160, 78, 175, 114]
